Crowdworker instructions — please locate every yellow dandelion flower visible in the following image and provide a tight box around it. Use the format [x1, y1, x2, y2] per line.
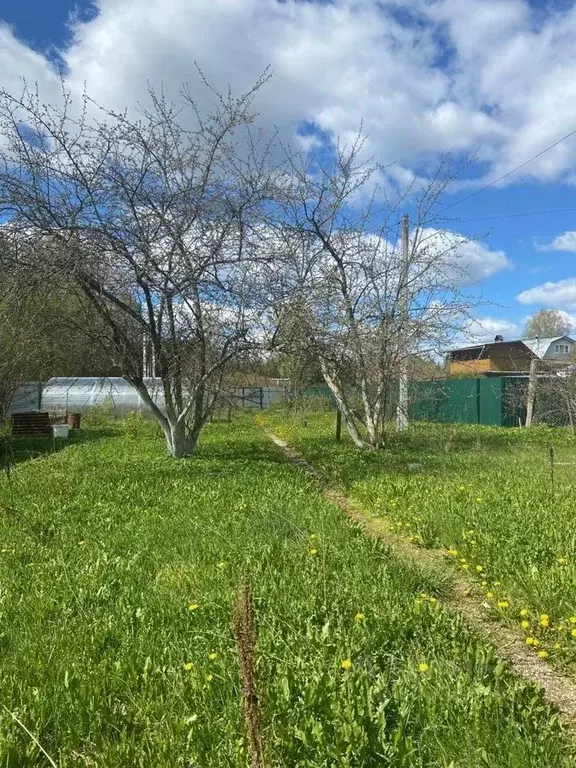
[341, 658, 352, 670]
[498, 600, 509, 609]
[418, 662, 430, 673]
[476, 565, 484, 572]
[525, 637, 539, 646]
[310, 533, 317, 539]
[208, 652, 217, 661]
[205, 674, 214, 682]
[521, 620, 530, 630]
[475, 498, 483, 503]
[461, 564, 470, 570]
[569, 617, 576, 624]
[460, 558, 467, 564]
[355, 612, 365, 621]
[188, 603, 199, 612]
[538, 650, 549, 660]
[429, 597, 438, 604]
[183, 662, 194, 671]
[481, 580, 488, 587]
[486, 591, 494, 599]
[539, 614, 550, 628]
[309, 548, 318, 556]
[447, 548, 458, 557]
[571, 628, 576, 638]
[493, 581, 502, 587]
[520, 609, 529, 618]
[557, 557, 567, 565]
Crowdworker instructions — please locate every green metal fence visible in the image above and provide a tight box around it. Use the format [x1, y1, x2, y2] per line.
[301, 377, 529, 427]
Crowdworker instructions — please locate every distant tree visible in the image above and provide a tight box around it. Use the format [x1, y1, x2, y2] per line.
[523, 309, 572, 339]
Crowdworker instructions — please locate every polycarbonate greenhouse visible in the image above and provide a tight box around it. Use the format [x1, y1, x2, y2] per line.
[40, 377, 166, 417]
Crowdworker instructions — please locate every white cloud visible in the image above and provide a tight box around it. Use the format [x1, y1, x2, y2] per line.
[464, 316, 521, 342]
[517, 279, 576, 309]
[418, 228, 511, 284]
[538, 231, 576, 252]
[4, 0, 576, 191]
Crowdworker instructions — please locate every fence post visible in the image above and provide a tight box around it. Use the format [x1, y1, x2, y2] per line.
[335, 409, 342, 442]
[259, 388, 264, 410]
[525, 359, 538, 427]
[476, 378, 481, 424]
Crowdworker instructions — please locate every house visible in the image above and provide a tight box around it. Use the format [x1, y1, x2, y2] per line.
[447, 335, 576, 376]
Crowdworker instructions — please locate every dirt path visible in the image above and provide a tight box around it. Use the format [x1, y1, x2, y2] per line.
[264, 428, 576, 730]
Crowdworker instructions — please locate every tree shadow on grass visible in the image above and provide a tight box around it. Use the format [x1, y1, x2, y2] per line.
[284, 427, 563, 490]
[0, 426, 119, 468]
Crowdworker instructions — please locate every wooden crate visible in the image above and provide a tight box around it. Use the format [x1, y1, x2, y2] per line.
[11, 411, 52, 438]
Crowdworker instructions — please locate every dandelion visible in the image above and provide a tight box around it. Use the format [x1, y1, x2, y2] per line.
[557, 556, 567, 565]
[539, 614, 550, 628]
[493, 581, 502, 587]
[208, 652, 217, 660]
[476, 565, 484, 572]
[481, 580, 488, 587]
[520, 608, 529, 618]
[461, 564, 470, 570]
[341, 658, 352, 670]
[205, 674, 214, 682]
[460, 558, 467, 564]
[538, 650, 549, 660]
[521, 620, 530, 630]
[486, 591, 494, 599]
[525, 637, 539, 646]
[447, 548, 458, 557]
[497, 600, 509, 609]
[188, 603, 199, 612]
[569, 617, 576, 624]
[355, 612, 365, 621]
[475, 498, 483, 503]
[309, 548, 318, 556]
[429, 596, 438, 604]
[310, 533, 317, 539]
[183, 662, 194, 671]
[217, 561, 226, 569]
[571, 629, 576, 638]
[418, 662, 430, 673]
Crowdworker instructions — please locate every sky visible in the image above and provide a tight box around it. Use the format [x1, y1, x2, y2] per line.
[3, 0, 576, 343]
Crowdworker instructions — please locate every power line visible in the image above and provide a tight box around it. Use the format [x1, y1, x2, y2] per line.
[443, 125, 576, 211]
[438, 204, 576, 223]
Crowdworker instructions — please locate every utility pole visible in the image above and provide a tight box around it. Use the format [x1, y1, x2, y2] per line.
[396, 214, 409, 432]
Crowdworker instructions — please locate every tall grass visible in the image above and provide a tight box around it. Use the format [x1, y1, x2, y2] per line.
[262, 410, 576, 673]
[0, 418, 573, 765]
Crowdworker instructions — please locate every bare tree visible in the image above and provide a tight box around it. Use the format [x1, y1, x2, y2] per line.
[277, 138, 480, 449]
[0, 74, 279, 456]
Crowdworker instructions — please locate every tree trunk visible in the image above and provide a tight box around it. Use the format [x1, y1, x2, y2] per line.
[319, 359, 375, 450]
[165, 419, 199, 458]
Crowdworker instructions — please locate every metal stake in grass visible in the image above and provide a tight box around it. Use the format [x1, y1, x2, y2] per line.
[233, 580, 265, 768]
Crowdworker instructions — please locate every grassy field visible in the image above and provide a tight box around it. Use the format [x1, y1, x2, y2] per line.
[261, 410, 576, 674]
[0, 417, 575, 766]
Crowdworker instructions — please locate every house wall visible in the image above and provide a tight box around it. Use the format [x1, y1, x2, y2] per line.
[543, 340, 576, 360]
[449, 353, 531, 376]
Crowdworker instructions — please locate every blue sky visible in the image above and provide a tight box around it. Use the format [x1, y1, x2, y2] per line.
[3, 0, 576, 341]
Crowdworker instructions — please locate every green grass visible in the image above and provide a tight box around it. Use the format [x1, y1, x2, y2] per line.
[0, 417, 574, 766]
[262, 410, 576, 672]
